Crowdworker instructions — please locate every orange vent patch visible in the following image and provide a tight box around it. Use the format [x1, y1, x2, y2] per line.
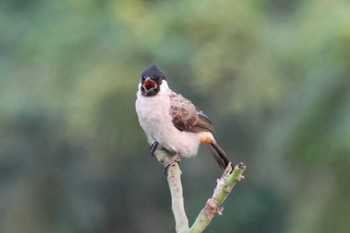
[200, 136, 214, 144]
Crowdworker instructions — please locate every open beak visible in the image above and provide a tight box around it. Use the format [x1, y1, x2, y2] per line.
[143, 77, 157, 91]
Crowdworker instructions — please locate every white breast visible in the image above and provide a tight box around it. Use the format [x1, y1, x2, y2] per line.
[135, 81, 209, 157]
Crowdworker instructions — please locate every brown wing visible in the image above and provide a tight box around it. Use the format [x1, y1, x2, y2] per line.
[169, 92, 214, 133]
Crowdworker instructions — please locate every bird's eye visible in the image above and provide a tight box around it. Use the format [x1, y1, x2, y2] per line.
[141, 76, 146, 81]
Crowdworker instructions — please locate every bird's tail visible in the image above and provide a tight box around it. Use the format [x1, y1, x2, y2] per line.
[206, 142, 231, 170]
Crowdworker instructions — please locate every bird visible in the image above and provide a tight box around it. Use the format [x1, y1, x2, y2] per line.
[135, 64, 231, 170]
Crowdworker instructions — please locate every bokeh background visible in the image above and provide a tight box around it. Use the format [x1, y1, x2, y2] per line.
[1, 0, 350, 232]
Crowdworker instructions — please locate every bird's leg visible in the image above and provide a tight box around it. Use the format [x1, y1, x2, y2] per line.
[150, 141, 160, 156]
[150, 141, 177, 156]
[163, 153, 181, 175]
[149, 141, 180, 174]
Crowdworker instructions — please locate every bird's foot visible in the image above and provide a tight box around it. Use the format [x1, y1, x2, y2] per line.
[163, 154, 181, 175]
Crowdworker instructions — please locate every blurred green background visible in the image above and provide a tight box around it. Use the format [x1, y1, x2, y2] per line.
[1, 0, 350, 232]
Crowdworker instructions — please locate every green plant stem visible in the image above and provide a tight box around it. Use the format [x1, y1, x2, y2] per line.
[168, 162, 190, 233]
[188, 163, 246, 233]
[154, 149, 189, 232]
[154, 149, 246, 233]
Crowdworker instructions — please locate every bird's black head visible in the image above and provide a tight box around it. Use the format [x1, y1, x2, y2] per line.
[140, 64, 166, 96]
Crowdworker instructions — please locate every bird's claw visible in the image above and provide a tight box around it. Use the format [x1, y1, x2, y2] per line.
[163, 154, 181, 175]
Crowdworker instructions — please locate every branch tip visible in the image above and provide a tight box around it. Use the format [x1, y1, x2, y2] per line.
[237, 162, 246, 170]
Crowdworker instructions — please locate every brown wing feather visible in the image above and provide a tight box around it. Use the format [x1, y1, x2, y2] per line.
[169, 92, 214, 133]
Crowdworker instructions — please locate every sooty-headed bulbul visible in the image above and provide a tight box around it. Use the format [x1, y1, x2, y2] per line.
[135, 64, 231, 170]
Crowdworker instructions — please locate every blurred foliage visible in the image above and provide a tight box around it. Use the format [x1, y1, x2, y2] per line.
[1, 0, 350, 233]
